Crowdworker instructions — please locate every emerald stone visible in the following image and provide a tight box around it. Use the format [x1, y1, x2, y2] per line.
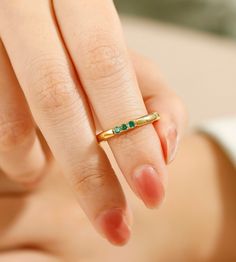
[121, 124, 128, 131]
[128, 121, 135, 128]
[113, 126, 121, 134]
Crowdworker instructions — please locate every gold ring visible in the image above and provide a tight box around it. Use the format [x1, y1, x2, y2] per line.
[97, 112, 160, 142]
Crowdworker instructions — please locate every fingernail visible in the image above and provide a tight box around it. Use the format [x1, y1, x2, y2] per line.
[95, 208, 131, 246]
[132, 165, 165, 208]
[166, 127, 179, 164]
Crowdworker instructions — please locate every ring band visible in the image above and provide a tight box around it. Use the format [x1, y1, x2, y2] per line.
[97, 112, 160, 142]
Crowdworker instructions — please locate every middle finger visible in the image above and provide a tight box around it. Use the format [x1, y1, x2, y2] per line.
[54, 0, 167, 208]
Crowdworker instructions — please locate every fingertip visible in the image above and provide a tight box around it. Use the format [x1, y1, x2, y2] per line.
[132, 165, 166, 209]
[95, 208, 131, 246]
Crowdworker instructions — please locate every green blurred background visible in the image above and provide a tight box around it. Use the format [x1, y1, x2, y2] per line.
[115, 0, 236, 39]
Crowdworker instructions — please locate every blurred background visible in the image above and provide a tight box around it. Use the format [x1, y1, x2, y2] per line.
[114, 0, 236, 126]
[115, 0, 236, 39]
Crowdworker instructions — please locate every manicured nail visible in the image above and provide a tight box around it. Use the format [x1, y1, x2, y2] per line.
[166, 127, 179, 164]
[132, 165, 165, 208]
[95, 208, 131, 246]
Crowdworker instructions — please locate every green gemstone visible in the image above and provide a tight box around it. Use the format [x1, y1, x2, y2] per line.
[113, 126, 121, 134]
[128, 121, 135, 128]
[121, 124, 128, 131]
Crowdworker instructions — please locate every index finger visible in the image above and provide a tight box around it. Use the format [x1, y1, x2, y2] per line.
[0, 1, 131, 245]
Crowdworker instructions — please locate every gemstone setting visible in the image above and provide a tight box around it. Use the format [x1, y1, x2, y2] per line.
[113, 126, 121, 134]
[121, 124, 128, 131]
[113, 121, 136, 135]
[128, 121, 135, 128]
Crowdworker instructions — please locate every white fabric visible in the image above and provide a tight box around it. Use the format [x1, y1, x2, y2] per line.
[199, 117, 236, 168]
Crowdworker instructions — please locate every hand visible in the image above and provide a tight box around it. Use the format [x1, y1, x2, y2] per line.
[1, 133, 235, 262]
[0, 1, 186, 245]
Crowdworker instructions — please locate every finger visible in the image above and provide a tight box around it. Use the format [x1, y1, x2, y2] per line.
[131, 51, 188, 164]
[0, 1, 130, 245]
[54, 0, 167, 208]
[0, 40, 46, 185]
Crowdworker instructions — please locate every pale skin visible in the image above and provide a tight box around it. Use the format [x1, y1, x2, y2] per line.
[0, 133, 235, 262]
[0, 44, 235, 261]
[0, 0, 187, 245]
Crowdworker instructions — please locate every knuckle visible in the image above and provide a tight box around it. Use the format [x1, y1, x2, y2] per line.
[27, 56, 77, 113]
[86, 45, 127, 80]
[81, 31, 128, 81]
[0, 115, 32, 151]
[72, 159, 108, 194]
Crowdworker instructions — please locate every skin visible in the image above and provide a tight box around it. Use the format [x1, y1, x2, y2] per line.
[0, 0, 186, 245]
[0, 133, 235, 262]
